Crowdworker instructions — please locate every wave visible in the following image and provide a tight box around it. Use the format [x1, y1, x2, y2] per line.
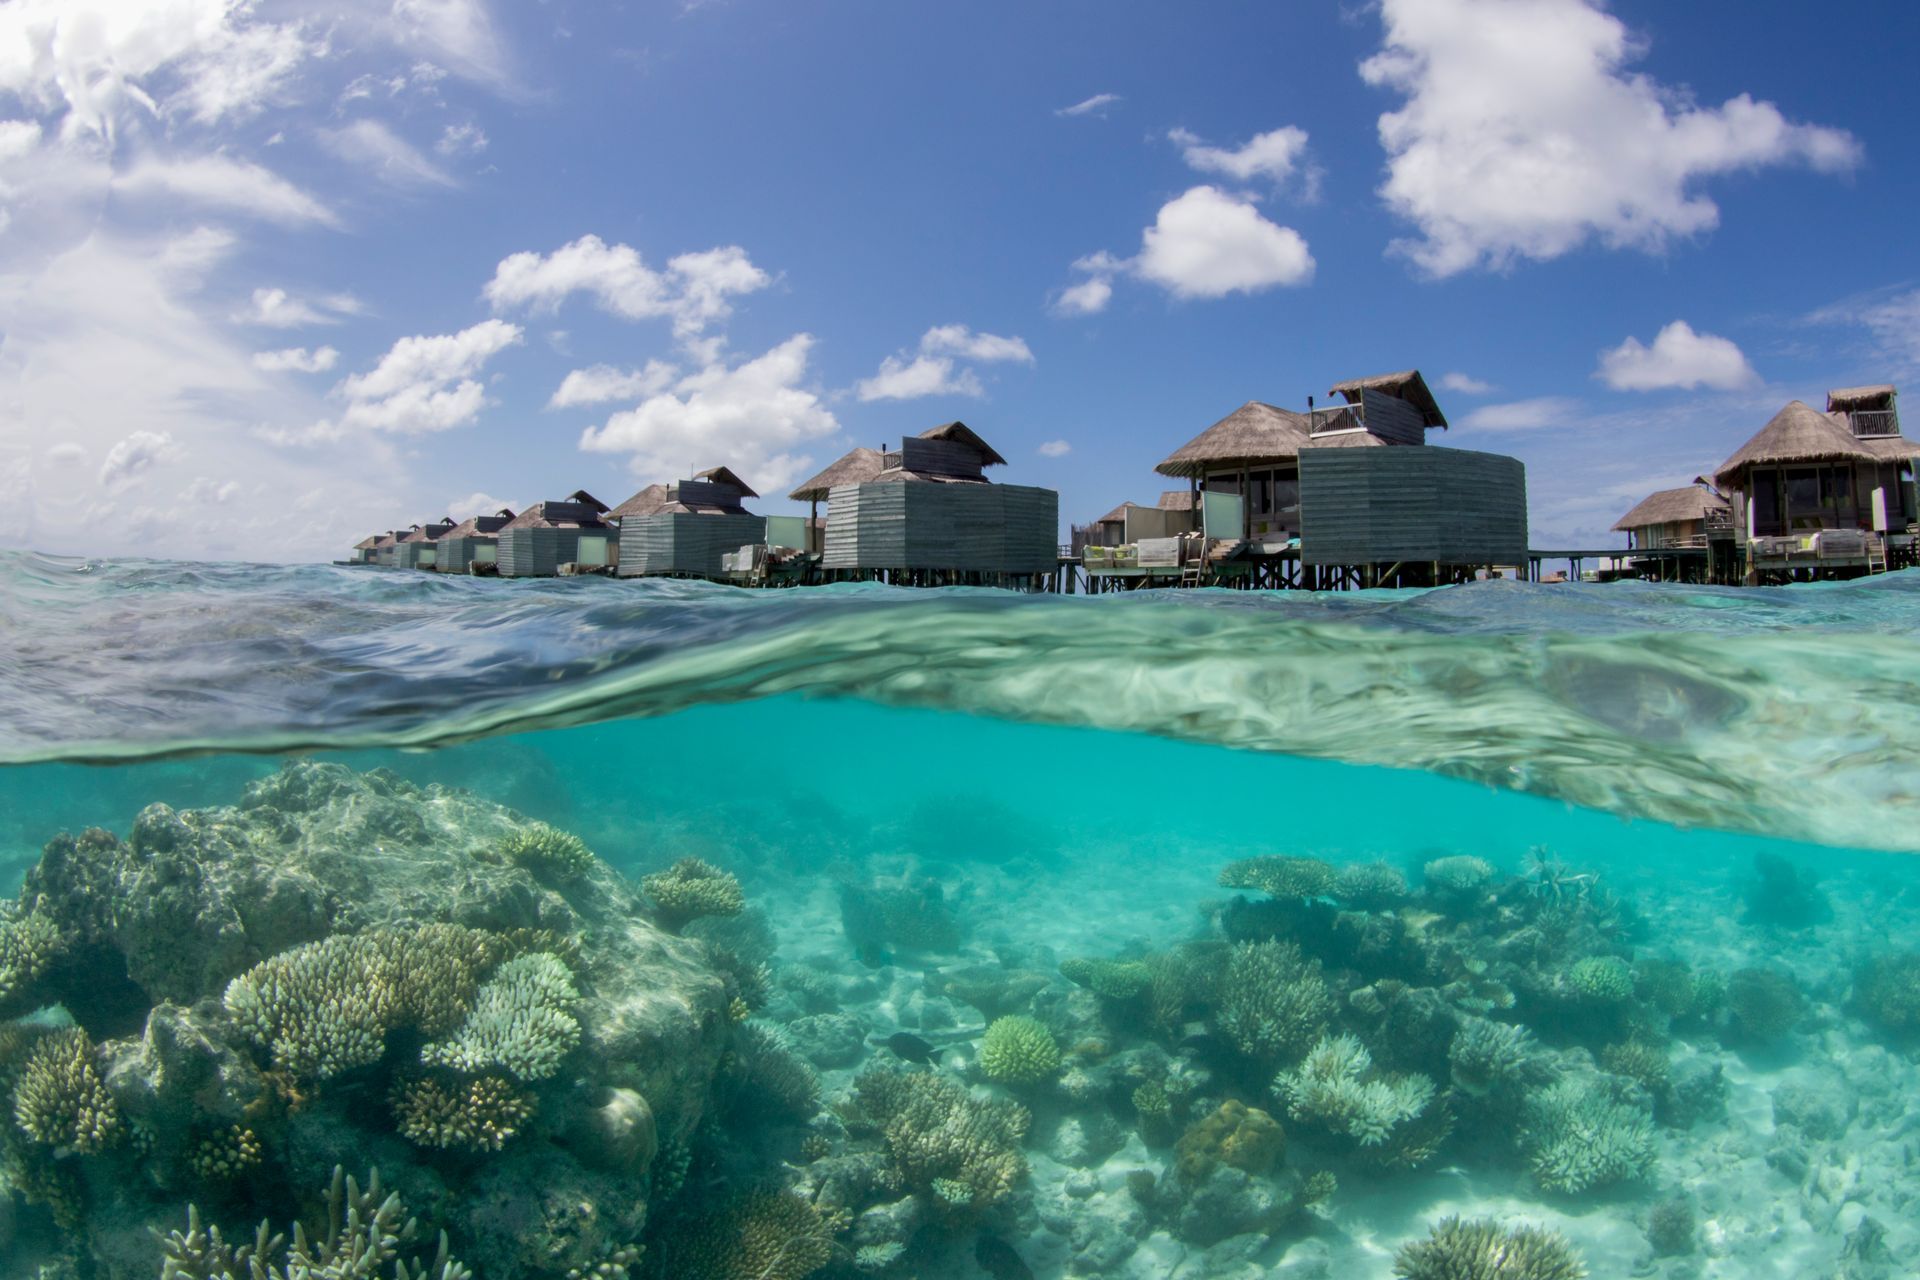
[4, 550, 1919, 851]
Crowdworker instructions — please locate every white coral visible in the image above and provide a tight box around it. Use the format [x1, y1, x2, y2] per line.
[1275, 1033, 1433, 1147]
[421, 952, 580, 1081]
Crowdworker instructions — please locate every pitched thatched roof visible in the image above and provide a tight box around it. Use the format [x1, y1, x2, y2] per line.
[693, 466, 758, 498]
[1301, 429, 1391, 449]
[353, 535, 380, 550]
[1155, 401, 1311, 478]
[373, 531, 401, 549]
[918, 422, 1008, 467]
[1612, 485, 1729, 532]
[1828, 385, 1896, 411]
[437, 509, 515, 539]
[1095, 502, 1134, 524]
[1157, 490, 1196, 510]
[789, 447, 886, 502]
[1329, 370, 1447, 428]
[609, 484, 671, 521]
[1713, 400, 1920, 484]
[500, 503, 607, 531]
[565, 489, 610, 513]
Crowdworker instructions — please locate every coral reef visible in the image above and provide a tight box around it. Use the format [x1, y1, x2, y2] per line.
[494, 823, 598, 884]
[837, 877, 964, 959]
[728, 1021, 823, 1119]
[393, 1074, 537, 1152]
[12, 1025, 122, 1154]
[1276, 1033, 1436, 1149]
[1173, 1099, 1285, 1180]
[853, 1064, 1030, 1212]
[640, 857, 745, 932]
[1335, 861, 1410, 910]
[1216, 940, 1332, 1063]
[1448, 1018, 1546, 1096]
[646, 1190, 836, 1280]
[1518, 1076, 1656, 1193]
[1852, 953, 1920, 1035]
[1422, 856, 1496, 903]
[420, 951, 581, 1081]
[1220, 855, 1338, 901]
[1058, 956, 1152, 1001]
[1564, 956, 1633, 1004]
[1724, 966, 1805, 1044]
[977, 1015, 1061, 1084]
[0, 903, 62, 1012]
[1393, 1216, 1586, 1280]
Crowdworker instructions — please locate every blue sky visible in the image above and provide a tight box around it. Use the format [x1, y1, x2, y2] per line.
[3, 0, 1917, 561]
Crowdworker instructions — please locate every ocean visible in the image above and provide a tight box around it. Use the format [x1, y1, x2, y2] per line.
[2, 550, 1918, 1279]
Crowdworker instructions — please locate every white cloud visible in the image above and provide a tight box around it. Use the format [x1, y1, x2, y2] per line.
[183, 476, 240, 505]
[99, 429, 180, 490]
[114, 155, 336, 226]
[389, 0, 513, 89]
[253, 345, 340, 373]
[1459, 396, 1581, 431]
[1057, 93, 1121, 118]
[320, 119, 456, 187]
[919, 324, 1034, 364]
[549, 361, 678, 408]
[45, 442, 87, 466]
[234, 287, 362, 329]
[1134, 186, 1314, 298]
[856, 355, 983, 403]
[1361, 0, 1863, 277]
[1038, 440, 1071, 457]
[435, 122, 489, 156]
[485, 235, 771, 338]
[1597, 321, 1757, 391]
[447, 491, 513, 521]
[578, 334, 838, 494]
[1169, 126, 1309, 184]
[1808, 288, 1920, 375]
[1053, 274, 1114, 317]
[1439, 372, 1494, 395]
[333, 318, 523, 434]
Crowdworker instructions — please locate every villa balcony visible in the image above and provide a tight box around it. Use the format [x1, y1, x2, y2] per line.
[1849, 408, 1900, 437]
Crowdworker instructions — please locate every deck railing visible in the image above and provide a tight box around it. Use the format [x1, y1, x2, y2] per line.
[1849, 408, 1900, 437]
[1305, 403, 1364, 435]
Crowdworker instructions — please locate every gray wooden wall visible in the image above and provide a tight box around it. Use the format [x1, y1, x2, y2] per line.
[616, 513, 766, 578]
[499, 528, 593, 576]
[437, 536, 495, 572]
[822, 483, 1057, 572]
[1358, 389, 1428, 446]
[1298, 448, 1527, 566]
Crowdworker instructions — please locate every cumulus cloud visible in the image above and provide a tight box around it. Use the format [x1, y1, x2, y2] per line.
[1439, 372, 1494, 395]
[114, 155, 336, 226]
[1038, 440, 1071, 457]
[1362, 0, 1862, 276]
[1053, 267, 1116, 317]
[233, 287, 363, 329]
[549, 361, 678, 408]
[1459, 396, 1581, 431]
[1170, 126, 1309, 184]
[578, 334, 838, 494]
[856, 324, 1034, 401]
[253, 345, 340, 373]
[1057, 188, 1313, 313]
[1597, 321, 1757, 391]
[1057, 93, 1121, 118]
[320, 119, 455, 187]
[485, 235, 771, 338]
[99, 430, 180, 490]
[447, 490, 514, 521]
[335, 318, 522, 432]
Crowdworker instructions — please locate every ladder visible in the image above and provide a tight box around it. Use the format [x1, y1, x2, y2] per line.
[1867, 534, 1888, 575]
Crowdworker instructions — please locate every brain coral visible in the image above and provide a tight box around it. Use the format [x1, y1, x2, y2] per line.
[978, 1015, 1062, 1085]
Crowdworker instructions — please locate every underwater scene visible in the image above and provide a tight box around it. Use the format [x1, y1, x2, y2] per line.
[5, 552, 1920, 1280]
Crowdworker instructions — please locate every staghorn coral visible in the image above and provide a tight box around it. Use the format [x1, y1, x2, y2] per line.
[641, 858, 744, 932]
[1220, 855, 1338, 901]
[647, 1191, 836, 1280]
[1216, 940, 1332, 1064]
[1600, 1040, 1670, 1094]
[1058, 956, 1152, 1000]
[977, 1015, 1061, 1085]
[1423, 856, 1496, 903]
[1393, 1216, 1586, 1280]
[730, 1022, 822, 1119]
[1449, 1019, 1547, 1097]
[1335, 862, 1410, 910]
[494, 823, 597, 883]
[854, 1065, 1029, 1212]
[1276, 1033, 1436, 1149]
[1565, 956, 1634, 1004]
[158, 1165, 471, 1280]
[13, 1026, 121, 1154]
[421, 951, 580, 1081]
[0, 905, 62, 1011]
[1174, 1099, 1285, 1181]
[393, 1074, 537, 1152]
[187, 1125, 264, 1181]
[1519, 1076, 1656, 1193]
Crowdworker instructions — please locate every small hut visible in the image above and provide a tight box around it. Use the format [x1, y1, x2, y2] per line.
[435, 508, 516, 573]
[496, 490, 613, 577]
[372, 529, 407, 567]
[789, 447, 887, 548]
[394, 518, 455, 570]
[1713, 396, 1918, 540]
[614, 468, 766, 579]
[820, 423, 1058, 579]
[349, 535, 381, 564]
[1611, 482, 1730, 550]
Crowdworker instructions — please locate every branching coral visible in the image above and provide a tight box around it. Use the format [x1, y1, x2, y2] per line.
[1423, 856, 1496, 902]
[977, 1015, 1061, 1085]
[158, 1166, 471, 1280]
[0, 905, 62, 1011]
[1335, 862, 1410, 910]
[12, 1026, 121, 1154]
[647, 1190, 837, 1280]
[642, 858, 745, 931]
[1449, 1019, 1547, 1097]
[393, 1074, 537, 1152]
[1519, 1076, 1655, 1193]
[1220, 855, 1338, 901]
[421, 952, 580, 1082]
[730, 1022, 822, 1119]
[187, 1125, 264, 1181]
[1058, 957, 1151, 1000]
[1393, 1216, 1586, 1280]
[1600, 1041, 1670, 1094]
[854, 1065, 1030, 1212]
[1565, 957, 1634, 1004]
[1725, 967, 1804, 1044]
[1216, 940, 1332, 1064]
[494, 823, 597, 883]
[1276, 1034, 1435, 1149]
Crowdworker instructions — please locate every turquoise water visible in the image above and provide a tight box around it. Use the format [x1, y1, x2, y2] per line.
[3, 553, 1920, 1279]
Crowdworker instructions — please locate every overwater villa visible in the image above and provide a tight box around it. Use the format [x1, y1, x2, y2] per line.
[1608, 481, 1734, 583]
[371, 528, 406, 567]
[788, 447, 887, 551]
[612, 468, 767, 579]
[817, 422, 1060, 585]
[393, 518, 455, 570]
[434, 508, 516, 574]
[495, 490, 612, 577]
[348, 535, 381, 565]
[1088, 369, 1528, 588]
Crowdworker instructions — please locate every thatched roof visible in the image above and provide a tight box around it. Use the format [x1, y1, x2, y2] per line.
[372, 531, 401, 549]
[693, 466, 758, 498]
[1329, 370, 1447, 429]
[1612, 485, 1728, 532]
[789, 447, 886, 502]
[500, 503, 606, 531]
[437, 509, 515, 539]
[1095, 502, 1134, 525]
[917, 422, 1008, 467]
[1713, 400, 1920, 484]
[399, 518, 455, 543]
[565, 489, 610, 513]
[1828, 385, 1896, 411]
[1157, 490, 1196, 511]
[1301, 429, 1391, 449]
[353, 535, 380, 550]
[1155, 401, 1311, 478]
[608, 485, 671, 521]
